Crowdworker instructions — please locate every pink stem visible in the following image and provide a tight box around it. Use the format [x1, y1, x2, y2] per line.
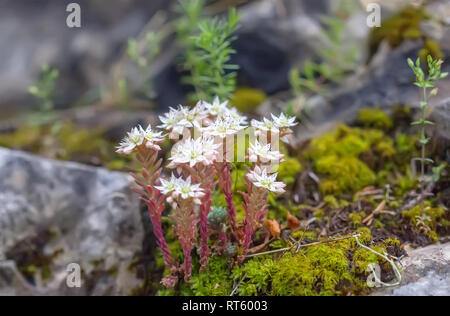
[219, 230, 228, 247]
[149, 213, 173, 267]
[144, 199, 173, 268]
[182, 243, 192, 282]
[199, 192, 212, 271]
[221, 163, 237, 232]
[241, 215, 255, 259]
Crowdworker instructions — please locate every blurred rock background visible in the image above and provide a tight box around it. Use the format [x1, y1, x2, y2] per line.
[1, 0, 450, 296]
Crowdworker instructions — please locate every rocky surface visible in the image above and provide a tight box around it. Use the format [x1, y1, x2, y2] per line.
[155, 0, 371, 108]
[293, 0, 450, 144]
[0, 0, 172, 114]
[372, 243, 450, 296]
[0, 148, 145, 296]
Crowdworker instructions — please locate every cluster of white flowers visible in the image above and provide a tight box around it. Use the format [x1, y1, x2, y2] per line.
[155, 174, 205, 206]
[158, 104, 207, 139]
[202, 115, 246, 139]
[158, 97, 248, 140]
[248, 140, 284, 163]
[204, 97, 229, 116]
[116, 125, 165, 155]
[158, 97, 248, 139]
[117, 97, 298, 200]
[168, 136, 220, 168]
[251, 113, 298, 142]
[246, 166, 286, 194]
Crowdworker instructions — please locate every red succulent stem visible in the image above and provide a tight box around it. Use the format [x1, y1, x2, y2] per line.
[143, 194, 173, 268]
[199, 191, 212, 271]
[182, 243, 192, 282]
[134, 147, 175, 271]
[239, 180, 269, 262]
[218, 162, 237, 232]
[171, 199, 198, 282]
[219, 229, 228, 247]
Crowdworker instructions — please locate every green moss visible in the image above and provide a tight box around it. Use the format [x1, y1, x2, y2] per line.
[384, 238, 401, 247]
[314, 209, 325, 219]
[324, 195, 340, 209]
[234, 235, 362, 297]
[271, 243, 352, 296]
[0, 121, 129, 170]
[402, 202, 449, 242]
[230, 88, 266, 113]
[374, 139, 396, 158]
[394, 169, 418, 197]
[187, 256, 233, 296]
[389, 201, 400, 209]
[291, 230, 318, 242]
[419, 39, 444, 62]
[306, 125, 396, 195]
[316, 156, 376, 195]
[307, 125, 377, 159]
[267, 194, 289, 219]
[356, 227, 373, 244]
[306, 124, 411, 195]
[276, 157, 302, 185]
[161, 226, 401, 296]
[369, 7, 428, 54]
[357, 108, 393, 130]
[349, 212, 367, 229]
[396, 133, 417, 154]
[352, 244, 387, 274]
[232, 258, 277, 296]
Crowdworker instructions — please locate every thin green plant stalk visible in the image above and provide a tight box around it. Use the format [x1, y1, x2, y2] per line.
[408, 55, 448, 219]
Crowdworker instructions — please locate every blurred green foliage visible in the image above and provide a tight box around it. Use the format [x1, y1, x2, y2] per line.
[28, 64, 59, 112]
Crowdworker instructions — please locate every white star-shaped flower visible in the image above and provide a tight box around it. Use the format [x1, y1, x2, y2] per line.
[169, 137, 219, 168]
[248, 140, 284, 163]
[140, 125, 165, 150]
[155, 173, 180, 195]
[116, 126, 145, 155]
[174, 176, 204, 200]
[158, 107, 181, 131]
[177, 102, 208, 129]
[247, 167, 286, 194]
[203, 116, 246, 139]
[251, 117, 280, 134]
[271, 113, 298, 129]
[204, 96, 230, 117]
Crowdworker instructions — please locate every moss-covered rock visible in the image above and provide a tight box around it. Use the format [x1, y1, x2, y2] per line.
[230, 88, 266, 113]
[402, 202, 450, 242]
[158, 225, 402, 296]
[316, 156, 376, 195]
[0, 121, 129, 170]
[276, 157, 302, 186]
[369, 7, 427, 55]
[357, 108, 393, 130]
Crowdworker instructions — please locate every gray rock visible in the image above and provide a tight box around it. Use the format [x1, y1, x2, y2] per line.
[294, 39, 450, 144]
[293, 0, 450, 143]
[0, 0, 172, 114]
[393, 271, 449, 296]
[430, 98, 450, 160]
[372, 243, 450, 296]
[0, 148, 145, 296]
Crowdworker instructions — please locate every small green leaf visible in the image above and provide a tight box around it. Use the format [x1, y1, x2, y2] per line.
[419, 137, 431, 145]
